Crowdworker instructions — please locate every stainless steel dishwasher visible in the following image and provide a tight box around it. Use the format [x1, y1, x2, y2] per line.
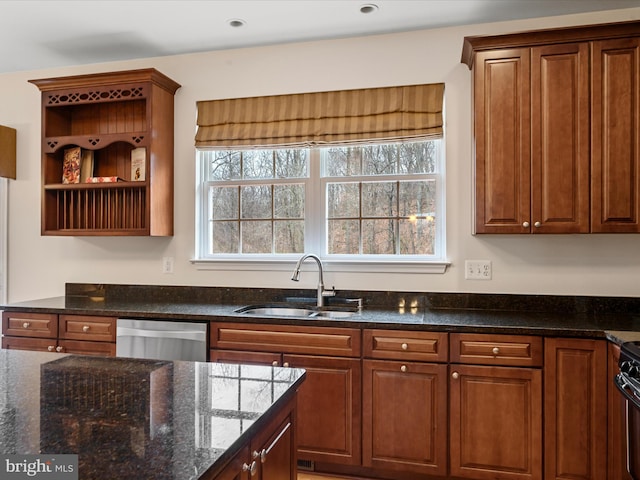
[116, 319, 207, 361]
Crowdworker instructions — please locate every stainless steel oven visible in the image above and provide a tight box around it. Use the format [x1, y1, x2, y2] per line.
[615, 341, 640, 480]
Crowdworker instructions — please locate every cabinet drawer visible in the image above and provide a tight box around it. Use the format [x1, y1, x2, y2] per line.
[364, 329, 448, 362]
[59, 315, 116, 342]
[450, 333, 543, 367]
[2, 311, 58, 338]
[211, 322, 361, 357]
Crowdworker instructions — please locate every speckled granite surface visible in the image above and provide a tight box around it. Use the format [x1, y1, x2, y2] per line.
[2, 284, 640, 339]
[0, 349, 305, 479]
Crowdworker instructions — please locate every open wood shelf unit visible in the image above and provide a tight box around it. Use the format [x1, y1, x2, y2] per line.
[30, 68, 181, 236]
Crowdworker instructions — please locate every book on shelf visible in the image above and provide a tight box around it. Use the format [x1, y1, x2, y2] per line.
[86, 176, 124, 183]
[62, 146, 81, 184]
[80, 149, 94, 183]
[131, 147, 146, 181]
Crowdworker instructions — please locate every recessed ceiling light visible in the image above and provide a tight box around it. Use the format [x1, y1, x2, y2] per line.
[227, 18, 246, 28]
[360, 4, 379, 14]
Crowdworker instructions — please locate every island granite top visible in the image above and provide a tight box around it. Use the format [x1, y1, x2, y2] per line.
[0, 349, 305, 480]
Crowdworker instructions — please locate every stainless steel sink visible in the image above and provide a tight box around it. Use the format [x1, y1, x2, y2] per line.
[235, 304, 355, 319]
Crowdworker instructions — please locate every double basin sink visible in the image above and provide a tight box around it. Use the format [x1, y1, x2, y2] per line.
[235, 304, 357, 319]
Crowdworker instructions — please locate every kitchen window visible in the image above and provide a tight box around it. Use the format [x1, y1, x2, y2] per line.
[193, 83, 447, 273]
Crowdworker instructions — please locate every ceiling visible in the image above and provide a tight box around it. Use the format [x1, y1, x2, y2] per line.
[0, 0, 637, 75]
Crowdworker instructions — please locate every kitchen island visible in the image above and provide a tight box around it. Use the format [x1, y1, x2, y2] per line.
[0, 349, 305, 480]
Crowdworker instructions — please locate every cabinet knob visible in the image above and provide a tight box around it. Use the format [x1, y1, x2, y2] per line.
[47, 345, 55, 352]
[282, 362, 290, 368]
[401, 343, 408, 350]
[56, 346, 64, 353]
[534, 221, 542, 228]
[400, 365, 407, 373]
[22, 322, 30, 329]
[492, 347, 500, 355]
[522, 221, 530, 228]
[451, 371, 459, 379]
[253, 449, 267, 463]
[242, 461, 257, 476]
[272, 361, 279, 367]
[82, 325, 90, 332]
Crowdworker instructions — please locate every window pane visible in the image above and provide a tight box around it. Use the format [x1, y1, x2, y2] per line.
[276, 149, 308, 178]
[241, 185, 272, 219]
[399, 141, 437, 174]
[210, 186, 238, 220]
[243, 150, 274, 179]
[328, 219, 360, 254]
[241, 221, 272, 253]
[362, 182, 397, 217]
[399, 180, 435, 216]
[400, 217, 434, 255]
[212, 221, 239, 254]
[209, 151, 241, 180]
[363, 144, 397, 175]
[325, 146, 362, 177]
[362, 219, 396, 254]
[274, 220, 304, 253]
[327, 183, 359, 218]
[274, 184, 304, 219]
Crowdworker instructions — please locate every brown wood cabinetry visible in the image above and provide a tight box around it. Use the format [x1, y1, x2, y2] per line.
[608, 342, 633, 480]
[463, 21, 640, 234]
[210, 322, 362, 467]
[2, 311, 116, 355]
[544, 337, 607, 480]
[450, 334, 543, 480]
[29, 69, 180, 236]
[362, 329, 448, 476]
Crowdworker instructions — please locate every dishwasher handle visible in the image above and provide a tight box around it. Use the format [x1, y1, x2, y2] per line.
[117, 326, 205, 342]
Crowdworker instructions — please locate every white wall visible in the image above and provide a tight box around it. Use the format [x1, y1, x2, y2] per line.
[2, 8, 640, 303]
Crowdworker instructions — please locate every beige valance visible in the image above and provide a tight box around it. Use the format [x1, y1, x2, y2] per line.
[195, 83, 444, 148]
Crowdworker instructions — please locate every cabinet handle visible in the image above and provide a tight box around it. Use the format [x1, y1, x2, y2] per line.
[253, 449, 267, 463]
[492, 347, 500, 355]
[47, 345, 55, 352]
[242, 461, 257, 476]
[283, 362, 290, 368]
[534, 221, 542, 228]
[272, 361, 279, 367]
[452, 371, 459, 379]
[522, 221, 530, 228]
[401, 343, 408, 350]
[400, 365, 407, 373]
[22, 322, 30, 329]
[56, 346, 64, 353]
[82, 325, 90, 332]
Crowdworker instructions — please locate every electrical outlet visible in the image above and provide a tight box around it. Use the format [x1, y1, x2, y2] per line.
[162, 256, 174, 274]
[465, 260, 492, 280]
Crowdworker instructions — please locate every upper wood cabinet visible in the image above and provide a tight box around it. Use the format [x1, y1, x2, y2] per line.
[463, 21, 640, 234]
[29, 69, 181, 236]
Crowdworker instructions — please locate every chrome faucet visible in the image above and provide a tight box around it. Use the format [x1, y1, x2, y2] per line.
[291, 254, 336, 307]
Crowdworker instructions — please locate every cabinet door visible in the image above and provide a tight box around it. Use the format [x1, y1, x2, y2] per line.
[362, 359, 447, 476]
[206, 445, 251, 480]
[2, 336, 56, 352]
[530, 43, 590, 233]
[592, 37, 640, 232]
[283, 354, 361, 466]
[608, 343, 634, 480]
[544, 338, 607, 480]
[253, 416, 295, 480]
[450, 364, 542, 480]
[473, 48, 531, 234]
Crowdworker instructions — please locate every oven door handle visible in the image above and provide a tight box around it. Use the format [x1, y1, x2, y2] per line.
[615, 372, 640, 409]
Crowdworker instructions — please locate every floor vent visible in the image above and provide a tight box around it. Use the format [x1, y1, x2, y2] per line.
[297, 459, 315, 471]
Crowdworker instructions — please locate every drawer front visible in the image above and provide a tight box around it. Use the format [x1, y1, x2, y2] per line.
[2, 311, 58, 338]
[364, 329, 448, 362]
[450, 333, 543, 367]
[211, 322, 361, 357]
[58, 339, 116, 356]
[2, 336, 57, 352]
[59, 315, 116, 342]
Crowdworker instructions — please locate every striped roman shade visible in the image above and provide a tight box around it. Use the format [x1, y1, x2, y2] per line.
[195, 83, 444, 148]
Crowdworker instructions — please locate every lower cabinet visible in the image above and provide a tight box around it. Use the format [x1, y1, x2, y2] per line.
[544, 337, 608, 480]
[608, 342, 633, 480]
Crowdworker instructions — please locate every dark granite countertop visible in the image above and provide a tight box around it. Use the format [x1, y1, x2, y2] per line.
[0, 349, 305, 480]
[2, 283, 640, 339]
